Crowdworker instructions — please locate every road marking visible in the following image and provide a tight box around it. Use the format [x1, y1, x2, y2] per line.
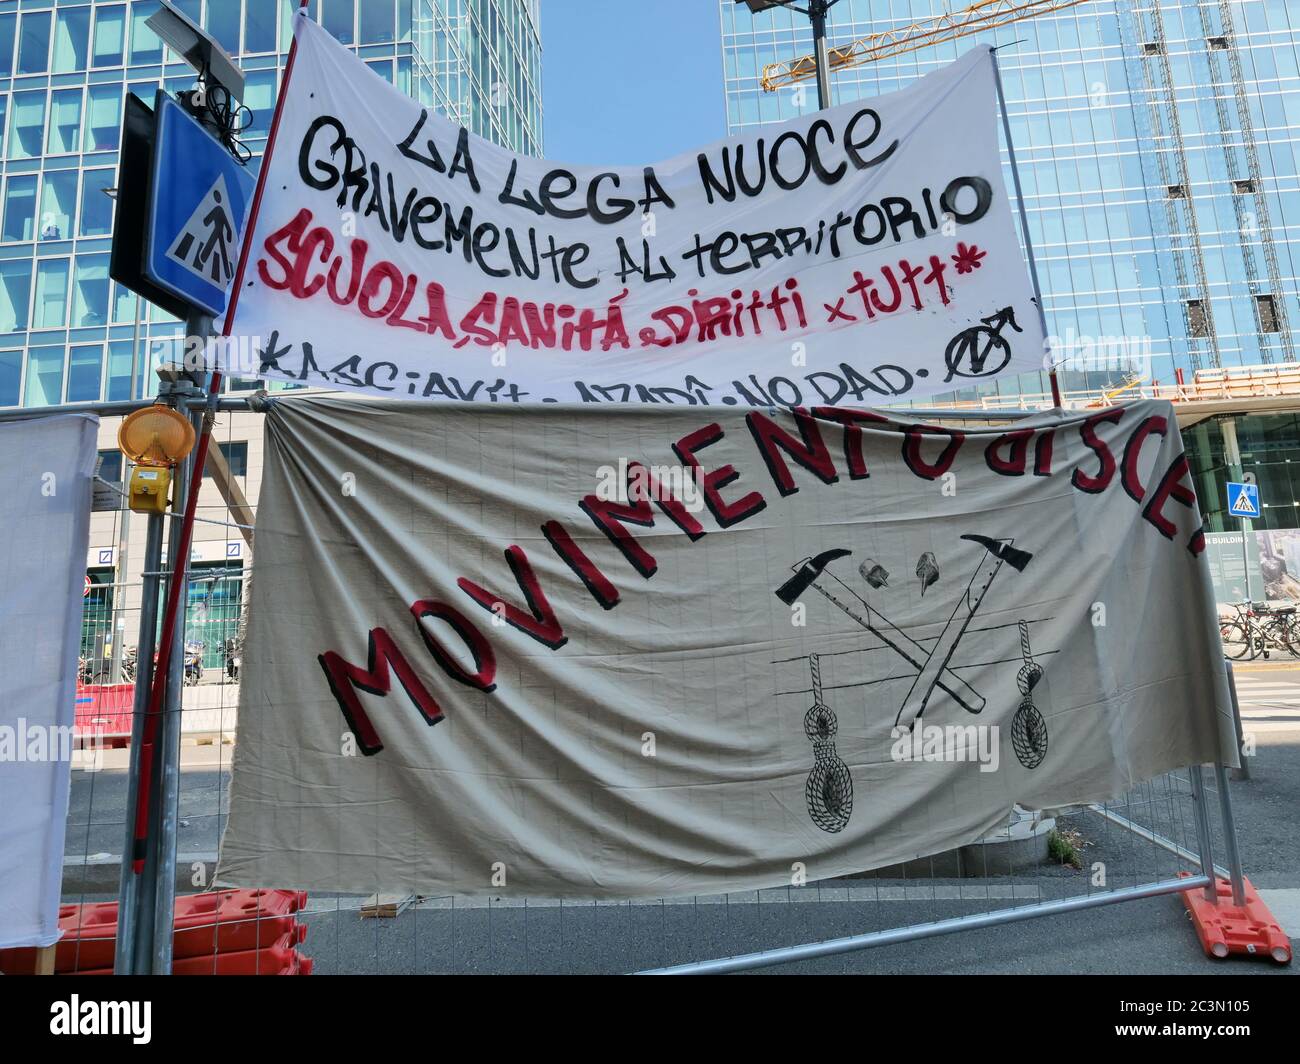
[1236, 685, 1300, 696]
[1256, 888, 1300, 939]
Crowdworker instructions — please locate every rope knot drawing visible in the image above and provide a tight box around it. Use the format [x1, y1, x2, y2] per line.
[776, 536, 1053, 833]
[804, 653, 853, 834]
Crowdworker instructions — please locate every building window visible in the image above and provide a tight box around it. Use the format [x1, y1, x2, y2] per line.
[187, 561, 244, 670]
[67, 344, 103, 402]
[53, 8, 92, 73]
[0, 260, 32, 332]
[205, 441, 249, 479]
[17, 10, 51, 76]
[112, 281, 139, 324]
[243, 70, 276, 138]
[361, 0, 396, 44]
[245, 1, 278, 53]
[33, 259, 70, 329]
[24, 345, 64, 406]
[93, 5, 127, 68]
[46, 89, 84, 156]
[73, 255, 110, 327]
[1257, 294, 1281, 333]
[80, 170, 116, 238]
[3, 174, 38, 242]
[97, 448, 124, 484]
[0, 15, 16, 79]
[87, 85, 124, 152]
[39, 171, 78, 240]
[8, 92, 48, 160]
[129, 2, 163, 65]
[107, 340, 137, 401]
[324, 0, 355, 45]
[0, 350, 20, 407]
[1187, 299, 1210, 338]
[205, 0, 241, 55]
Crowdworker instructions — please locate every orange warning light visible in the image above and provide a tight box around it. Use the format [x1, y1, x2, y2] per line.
[117, 403, 195, 468]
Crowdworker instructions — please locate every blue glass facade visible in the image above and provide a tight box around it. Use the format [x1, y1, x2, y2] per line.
[719, 0, 1300, 402]
[0, 0, 542, 409]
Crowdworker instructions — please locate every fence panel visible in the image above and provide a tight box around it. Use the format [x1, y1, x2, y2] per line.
[46, 405, 1242, 975]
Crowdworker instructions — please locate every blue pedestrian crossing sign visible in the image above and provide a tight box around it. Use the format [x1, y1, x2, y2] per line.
[144, 92, 254, 317]
[1227, 481, 1260, 519]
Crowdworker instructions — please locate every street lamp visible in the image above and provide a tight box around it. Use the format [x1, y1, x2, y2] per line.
[735, 0, 844, 110]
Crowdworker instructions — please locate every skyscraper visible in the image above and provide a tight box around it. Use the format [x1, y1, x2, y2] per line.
[0, 1, 543, 675]
[720, 0, 1300, 531]
[0, 0, 543, 411]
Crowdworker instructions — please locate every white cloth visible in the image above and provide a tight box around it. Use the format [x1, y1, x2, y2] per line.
[228, 15, 1044, 405]
[0, 414, 97, 947]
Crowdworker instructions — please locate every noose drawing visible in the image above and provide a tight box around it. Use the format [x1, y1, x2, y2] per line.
[1011, 621, 1049, 769]
[804, 653, 854, 833]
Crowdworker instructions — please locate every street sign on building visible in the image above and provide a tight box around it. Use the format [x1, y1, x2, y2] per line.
[144, 93, 254, 317]
[1227, 481, 1261, 519]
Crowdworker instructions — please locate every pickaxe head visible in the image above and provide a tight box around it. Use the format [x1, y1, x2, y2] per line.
[775, 549, 852, 605]
[960, 534, 1033, 572]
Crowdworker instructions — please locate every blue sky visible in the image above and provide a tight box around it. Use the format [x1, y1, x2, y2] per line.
[540, 0, 727, 166]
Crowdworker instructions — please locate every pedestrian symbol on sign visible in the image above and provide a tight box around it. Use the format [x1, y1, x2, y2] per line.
[166, 173, 236, 286]
[143, 93, 253, 316]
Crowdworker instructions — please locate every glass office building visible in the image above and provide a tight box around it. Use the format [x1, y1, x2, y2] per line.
[720, 0, 1300, 529]
[0, 0, 542, 411]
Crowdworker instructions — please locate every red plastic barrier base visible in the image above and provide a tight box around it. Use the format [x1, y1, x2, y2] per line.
[1180, 874, 1292, 964]
[79, 928, 312, 976]
[0, 889, 309, 974]
[74, 683, 136, 744]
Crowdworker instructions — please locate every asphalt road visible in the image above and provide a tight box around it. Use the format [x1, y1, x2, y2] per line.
[62, 667, 1300, 974]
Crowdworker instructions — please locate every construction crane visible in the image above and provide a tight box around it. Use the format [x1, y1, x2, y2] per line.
[756, 0, 1286, 375]
[760, 0, 1093, 92]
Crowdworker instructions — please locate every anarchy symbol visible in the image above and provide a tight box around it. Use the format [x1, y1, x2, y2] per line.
[943, 306, 1023, 382]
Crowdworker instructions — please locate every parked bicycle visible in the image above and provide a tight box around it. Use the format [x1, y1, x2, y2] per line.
[1219, 600, 1300, 660]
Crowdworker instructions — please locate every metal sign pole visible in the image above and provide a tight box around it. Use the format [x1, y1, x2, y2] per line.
[112, 512, 164, 974]
[1241, 513, 1252, 603]
[150, 318, 210, 973]
[990, 47, 1063, 408]
[809, 0, 834, 110]
[124, 0, 311, 973]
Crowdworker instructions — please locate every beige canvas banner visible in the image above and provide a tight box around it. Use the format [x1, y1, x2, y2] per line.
[217, 397, 1236, 898]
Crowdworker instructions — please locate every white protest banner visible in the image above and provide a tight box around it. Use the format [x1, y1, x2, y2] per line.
[0, 414, 96, 947]
[217, 398, 1235, 898]
[223, 14, 1046, 406]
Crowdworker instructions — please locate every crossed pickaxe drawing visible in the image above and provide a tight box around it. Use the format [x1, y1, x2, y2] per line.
[775, 535, 1034, 730]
